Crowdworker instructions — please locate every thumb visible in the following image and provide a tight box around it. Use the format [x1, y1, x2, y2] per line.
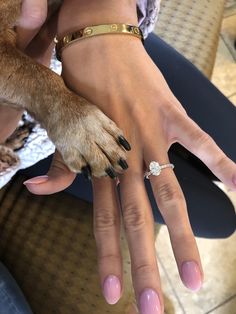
[24, 150, 76, 195]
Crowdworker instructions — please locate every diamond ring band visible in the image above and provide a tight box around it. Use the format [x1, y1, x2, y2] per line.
[144, 161, 174, 179]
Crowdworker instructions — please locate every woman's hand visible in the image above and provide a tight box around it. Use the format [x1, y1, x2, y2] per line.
[24, 1, 236, 313]
[25, 31, 236, 314]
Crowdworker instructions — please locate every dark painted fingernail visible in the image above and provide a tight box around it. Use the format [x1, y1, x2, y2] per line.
[81, 165, 92, 180]
[118, 136, 131, 151]
[105, 167, 117, 179]
[118, 158, 128, 170]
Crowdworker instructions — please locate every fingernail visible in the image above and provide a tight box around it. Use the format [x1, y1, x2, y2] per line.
[118, 158, 129, 170]
[181, 261, 202, 291]
[139, 288, 161, 314]
[103, 275, 121, 305]
[105, 167, 117, 179]
[118, 136, 131, 151]
[23, 175, 49, 185]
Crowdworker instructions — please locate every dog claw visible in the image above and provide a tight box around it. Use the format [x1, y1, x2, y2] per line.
[49, 103, 130, 177]
[118, 136, 131, 151]
[118, 158, 129, 170]
[105, 167, 117, 179]
[81, 165, 92, 180]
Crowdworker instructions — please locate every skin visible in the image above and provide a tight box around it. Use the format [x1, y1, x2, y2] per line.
[0, 0, 129, 177]
[2, 0, 236, 313]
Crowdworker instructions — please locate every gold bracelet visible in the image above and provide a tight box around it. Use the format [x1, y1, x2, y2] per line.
[54, 23, 144, 61]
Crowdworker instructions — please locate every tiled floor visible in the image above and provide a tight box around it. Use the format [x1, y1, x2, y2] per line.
[156, 3, 236, 314]
[212, 11, 236, 99]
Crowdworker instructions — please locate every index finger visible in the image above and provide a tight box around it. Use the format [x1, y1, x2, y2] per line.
[175, 114, 236, 190]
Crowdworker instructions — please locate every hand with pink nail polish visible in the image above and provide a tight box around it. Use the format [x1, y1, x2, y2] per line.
[21, 0, 236, 313]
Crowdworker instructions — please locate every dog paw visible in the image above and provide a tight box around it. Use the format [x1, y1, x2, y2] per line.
[48, 102, 130, 178]
[0, 145, 20, 172]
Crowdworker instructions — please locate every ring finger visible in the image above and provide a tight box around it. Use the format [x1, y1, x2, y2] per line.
[144, 145, 203, 291]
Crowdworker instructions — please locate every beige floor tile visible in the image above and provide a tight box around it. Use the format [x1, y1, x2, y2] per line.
[158, 260, 184, 314]
[212, 38, 236, 97]
[229, 93, 236, 105]
[221, 14, 236, 59]
[207, 296, 236, 314]
[155, 226, 236, 314]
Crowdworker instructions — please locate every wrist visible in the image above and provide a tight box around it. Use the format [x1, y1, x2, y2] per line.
[57, 0, 138, 37]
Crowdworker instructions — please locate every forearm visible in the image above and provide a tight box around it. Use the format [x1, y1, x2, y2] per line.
[57, 0, 138, 36]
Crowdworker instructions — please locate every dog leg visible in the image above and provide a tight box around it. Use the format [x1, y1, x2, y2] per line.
[0, 105, 23, 144]
[0, 20, 129, 177]
[0, 1, 59, 145]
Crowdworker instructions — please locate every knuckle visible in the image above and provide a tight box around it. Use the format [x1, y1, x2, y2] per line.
[97, 253, 120, 265]
[194, 130, 212, 148]
[24, 9, 47, 28]
[134, 263, 157, 277]
[94, 208, 118, 234]
[212, 154, 227, 170]
[157, 183, 183, 207]
[123, 204, 146, 232]
[170, 222, 193, 239]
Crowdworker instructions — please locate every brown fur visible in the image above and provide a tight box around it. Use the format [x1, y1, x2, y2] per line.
[0, 0, 127, 177]
[0, 144, 19, 171]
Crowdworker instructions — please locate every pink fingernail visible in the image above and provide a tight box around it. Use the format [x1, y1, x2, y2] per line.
[139, 288, 161, 314]
[103, 275, 121, 304]
[181, 261, 202, 291]
[23, 175, 49, 185]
